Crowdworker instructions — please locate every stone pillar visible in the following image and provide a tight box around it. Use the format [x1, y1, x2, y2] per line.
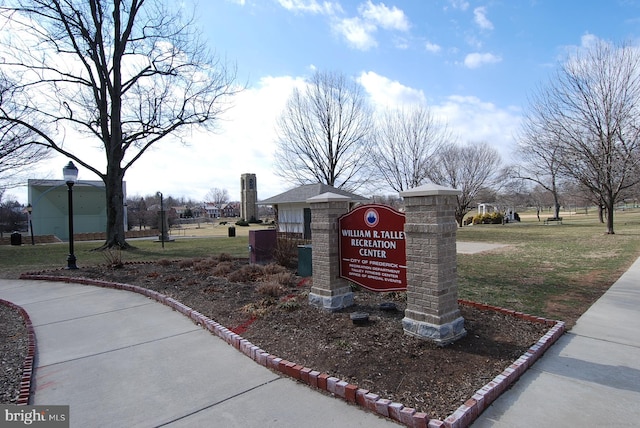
[400, 183, 466, 345]
[307, 192, 354, 311]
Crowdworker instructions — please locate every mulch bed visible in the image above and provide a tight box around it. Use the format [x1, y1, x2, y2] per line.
[14, 257, 560, 423]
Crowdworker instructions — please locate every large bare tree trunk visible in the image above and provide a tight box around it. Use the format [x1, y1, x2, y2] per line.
[104, 165, 128, 248]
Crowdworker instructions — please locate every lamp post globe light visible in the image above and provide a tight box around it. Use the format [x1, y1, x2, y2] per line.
[63, 161, 79, 269]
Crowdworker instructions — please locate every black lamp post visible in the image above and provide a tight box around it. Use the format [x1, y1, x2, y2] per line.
[26, 204, 34, 245]
[157, 191, 165, 249]
[63, 161, 79, 269]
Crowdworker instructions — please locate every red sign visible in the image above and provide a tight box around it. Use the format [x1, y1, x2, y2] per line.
[339, 204, 406, 292]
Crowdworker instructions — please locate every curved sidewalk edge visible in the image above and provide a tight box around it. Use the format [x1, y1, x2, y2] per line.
[16, 273, 565, 428]
[0, 299, 36, 405]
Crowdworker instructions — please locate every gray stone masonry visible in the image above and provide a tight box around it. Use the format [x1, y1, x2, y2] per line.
[399, 183, 466, 345]
[307, 193, 354, 311]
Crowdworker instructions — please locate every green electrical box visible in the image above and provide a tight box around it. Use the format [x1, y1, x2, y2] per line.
[297, 244, 312, 277]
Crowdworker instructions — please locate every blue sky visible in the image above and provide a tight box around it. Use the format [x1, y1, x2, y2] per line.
[16, 0, 640, 204]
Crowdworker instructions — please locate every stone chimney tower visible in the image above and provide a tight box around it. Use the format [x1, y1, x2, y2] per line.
[240, 173, 257, 221]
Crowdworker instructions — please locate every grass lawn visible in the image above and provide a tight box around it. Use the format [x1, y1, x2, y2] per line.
[457, 208, 640, 326]
[2, 208, 639, 326]
[0, 222, 267, 278]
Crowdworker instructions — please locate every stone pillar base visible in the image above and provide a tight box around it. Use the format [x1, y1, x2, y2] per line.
[402, 316, 466, 346]
[309, 287, 354, 312]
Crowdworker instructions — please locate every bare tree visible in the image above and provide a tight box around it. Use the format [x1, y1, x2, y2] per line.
[527, 40, 640, 234]
[428, 142, 503, 227]
[0, 71, 49, 190]
[513, 114, 566, 219]
[0, 0, 241, 248]
[205, 187, 229, 206]
[274, 70, 373, 192]
[372, 104, 452, 192]
[0, 190, 25, 237]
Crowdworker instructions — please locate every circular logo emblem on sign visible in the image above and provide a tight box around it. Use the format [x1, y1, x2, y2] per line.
[364, 208, 379, 228]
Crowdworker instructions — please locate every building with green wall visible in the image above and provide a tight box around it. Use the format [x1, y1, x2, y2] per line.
[27, 179, 127, 241]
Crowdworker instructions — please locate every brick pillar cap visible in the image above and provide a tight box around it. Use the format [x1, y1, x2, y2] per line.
[307, 192, 352, 203]
[400, 182, 461, 197]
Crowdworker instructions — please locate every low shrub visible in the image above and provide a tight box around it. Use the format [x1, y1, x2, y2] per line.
[471, 212, 505, 224]
[193, 257, 218, 272]
[218, 253, 233, 262]
[227, 264, 264, 283]
[278, 299, 300, 311]
[212, 261, 233, 276]
[263, 263, 288, 275]
[273, 236, 305, 268]
[256, 282, 285, 297]
[103, 248, 124, 268]
[178, 259, 194, 269]
[265, 271, 295, 287]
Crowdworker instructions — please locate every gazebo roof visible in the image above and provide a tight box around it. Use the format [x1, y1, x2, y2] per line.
[258, 183, 369, 205]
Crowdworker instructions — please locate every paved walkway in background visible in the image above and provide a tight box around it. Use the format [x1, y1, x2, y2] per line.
[2, 245, 639, 427]
[456, 241, 508, 254]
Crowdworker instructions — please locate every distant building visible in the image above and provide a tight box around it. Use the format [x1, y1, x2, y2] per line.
[220, 202, 240, 218]
[172, 205, 188, 218]
[202, 203, 220, 218]
[258, 183, 369, 239]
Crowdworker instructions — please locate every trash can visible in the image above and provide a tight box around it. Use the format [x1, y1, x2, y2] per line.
[228, 226, 236, 237]
[10, 232, 22, 246]
[297, 244, 312, 277]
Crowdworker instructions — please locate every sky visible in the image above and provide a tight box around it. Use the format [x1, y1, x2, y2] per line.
[11, 0, 640, 205]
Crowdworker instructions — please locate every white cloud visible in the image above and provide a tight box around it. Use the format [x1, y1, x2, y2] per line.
[448, 0, 470, 11]
[473, 6, 494, 31]
[394, 36, 410, 50]
[359, 1, 410, 32]
[464, 52, 502, 68]
[332, 1, 410, 51]
[580, 32, 599, 48]
[434, 95, 520, 159]
[277, 0, 341, 15]
[334, 16, 378, 50]
[356, 72, 519, 160]
[425, 41, 442, 53]
[358, 71, 427, 107]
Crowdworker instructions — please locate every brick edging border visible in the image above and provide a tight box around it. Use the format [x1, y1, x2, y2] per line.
[0, 299, 37, 406]
[19, 274, 565, 428]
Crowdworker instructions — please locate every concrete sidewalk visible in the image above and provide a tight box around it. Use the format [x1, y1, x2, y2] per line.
[0, 279, 400, 427]
[472, 256, 640, 427]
